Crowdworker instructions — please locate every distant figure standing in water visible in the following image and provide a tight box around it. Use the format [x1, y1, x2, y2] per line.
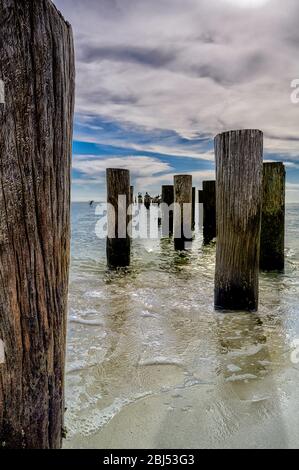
[144, 192, 151, 210]
[89, 200, 94, 207]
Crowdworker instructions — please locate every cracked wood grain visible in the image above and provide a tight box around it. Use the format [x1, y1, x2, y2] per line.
[0, 0, 75, 448]
[214, 130, 263, 311]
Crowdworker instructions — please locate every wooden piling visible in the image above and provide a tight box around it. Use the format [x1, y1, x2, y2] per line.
[192, 187, 196, 230]
[0, 0, 75, 448]
[260, 162, 285, 271]
[144, 193, 151, 210]
[214, 130, 263, 311]
[130, 186, 134, 206]
[198, 190, 204, 204]
[106, 169, 131, 268]
[202, 181, 216, 244]
[161, 185, 174, 236]
[174, 175, 192, 250]
[198, 189, 204, 229]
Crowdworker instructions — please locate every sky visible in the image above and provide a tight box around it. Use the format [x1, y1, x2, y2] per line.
[53, 0, 299, 202]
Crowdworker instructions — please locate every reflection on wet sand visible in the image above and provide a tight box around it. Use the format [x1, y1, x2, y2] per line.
[214, 311, 288, 448]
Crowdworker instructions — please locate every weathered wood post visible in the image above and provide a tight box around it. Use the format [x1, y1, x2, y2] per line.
[161, 185, 174, 237]
[260, 162, 285, 271]
[0, 0, 74, 449]
[198, 190, 204, 204]
[192, 187, 196, 230]
[203, 181, 216, 244]
[174, 175, 192, 250]
[214, 130, 263, 311]
[106, 169, 131, 268]
[198, 189, 204, 229]
[130, 186, 134, 206]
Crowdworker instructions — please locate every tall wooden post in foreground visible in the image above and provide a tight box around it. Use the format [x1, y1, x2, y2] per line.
[174, 175, 192, 250]
[0, 0, 74, 448]
[214, 130, 263, 311]
[202, 181, 216, 244]
[106, 169, 131, 268]
[260, 163, 285, 271]
[161, 185, 174, 237]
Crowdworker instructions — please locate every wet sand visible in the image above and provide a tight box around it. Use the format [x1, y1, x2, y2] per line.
[65, 365, 299, 449]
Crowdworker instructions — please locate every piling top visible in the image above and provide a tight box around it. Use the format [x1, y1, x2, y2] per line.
[106, 168, 130, 174]
[263, 162, 285, 168]
[215, 129, 263, 141]
[202, 181, 216, 194]
[174, 174, 192, 179]
[48, 0, 73, 28]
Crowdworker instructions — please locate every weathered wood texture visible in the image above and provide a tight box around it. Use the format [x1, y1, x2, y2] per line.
[214, 130, 263, 311]
[0, 0, 75, 448]
[260, 163, 285, 271]
[161, 185, 174, 237]
[192, 187, 196, 230]
[174, 175, 192, 250]
[202, 181, 216, 244]
[106, 169, 131, 268]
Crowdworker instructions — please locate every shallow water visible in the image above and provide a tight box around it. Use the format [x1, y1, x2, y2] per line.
[64, 203, 299, 449]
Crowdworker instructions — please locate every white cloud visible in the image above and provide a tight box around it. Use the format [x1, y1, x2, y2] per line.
[72, 155, 172, 178]
[53, 0, 299, 202]
[54, 0, 299, 161]
[72, 154, 214, 200]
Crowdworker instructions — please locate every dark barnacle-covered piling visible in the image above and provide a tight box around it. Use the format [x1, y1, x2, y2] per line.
[260, 162, 285, 271]
[161, 185, 174, 237]
[106, 169, 131, 268]
[174, 175, 193, 250]
[202, 181, 216, 244]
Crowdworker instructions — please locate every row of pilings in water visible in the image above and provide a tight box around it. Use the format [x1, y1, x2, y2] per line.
[106, 129, 286, 313]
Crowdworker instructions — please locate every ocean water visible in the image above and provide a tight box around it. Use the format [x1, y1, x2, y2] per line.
[64, 203, 299, 449]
